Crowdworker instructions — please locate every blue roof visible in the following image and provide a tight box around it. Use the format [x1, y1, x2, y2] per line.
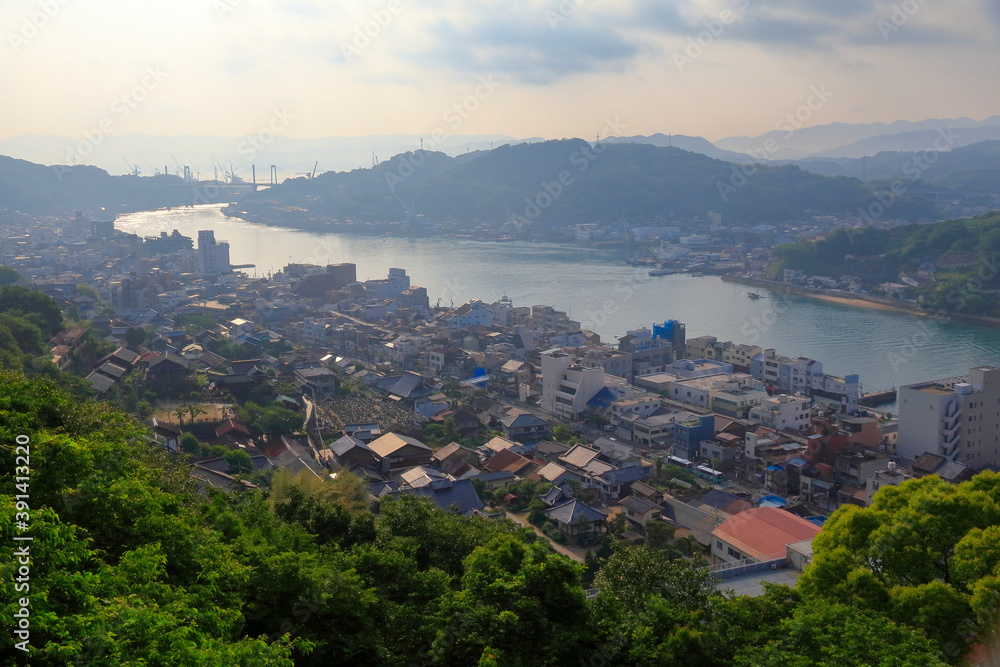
[757, 494, 787, 508]
[587, 386, 624, 410]
[789, 457, 808, 467]
[806, 515, 828, 527]
[766, 465, 783, 471]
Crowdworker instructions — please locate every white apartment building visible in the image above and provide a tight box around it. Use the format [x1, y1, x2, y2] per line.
[897, 366, 1000, 468]
[197, 230, 230, 275]
[449, 300, 494, 328]
[365, 268, 410, 299]
[541, 348, 628, 420]
[748, 394, 812, 432]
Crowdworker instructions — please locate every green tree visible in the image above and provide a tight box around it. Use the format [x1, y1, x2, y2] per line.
[798, 473, 1000, 657]
[734, 601, 946, 667]
[431, 535, 590, 666]
[0, 265, 22, 285]
[180, 432, 201, 454]
[645, 520, 676, 552]
[0, 285, 64, 336]
[125, 326, 146, 347]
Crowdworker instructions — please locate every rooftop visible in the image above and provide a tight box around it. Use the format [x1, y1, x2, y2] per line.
[712, 507, 820, 561]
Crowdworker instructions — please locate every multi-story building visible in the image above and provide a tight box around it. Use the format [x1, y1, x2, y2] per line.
[531, 305, 580, 331]
[865, 463, 911, 506]
[580, 346, 633, 381]
[748, 394, 811, 432]
[365, 268, 410, 299]
[197, 230, 230, 275]
[685, 335, 718, 361]
[720, 343, 763, 374]
[709, 380, 768, 419]
[897, 366, 1000, 468]
[541, 348, 626, 420]
[449, 300, 494, 328]
[672, 414, 715, 460]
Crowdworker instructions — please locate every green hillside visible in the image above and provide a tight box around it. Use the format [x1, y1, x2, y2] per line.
[771, 211, 1000, 315]
[232, 140, 940, 228]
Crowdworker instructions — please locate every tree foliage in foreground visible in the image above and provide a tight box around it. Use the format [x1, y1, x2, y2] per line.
[1, 368, 999, 664]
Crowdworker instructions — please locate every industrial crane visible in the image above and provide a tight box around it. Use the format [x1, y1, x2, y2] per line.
[122, 157, 140, 177]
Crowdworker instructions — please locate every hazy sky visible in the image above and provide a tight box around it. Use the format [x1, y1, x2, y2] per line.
[2, 0, 998, 143]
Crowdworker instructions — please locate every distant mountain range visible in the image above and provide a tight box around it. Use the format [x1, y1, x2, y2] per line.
[716, 115, 1000, 160]
[225, 139, 939, 227]
[3, 116, 999, 181]
[781, 140, 1000, 192]
[7, 131, 998, 226]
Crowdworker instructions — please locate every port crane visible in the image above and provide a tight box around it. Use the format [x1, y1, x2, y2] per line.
[294, 161, 320, 179]
[121, 157, 140, 177]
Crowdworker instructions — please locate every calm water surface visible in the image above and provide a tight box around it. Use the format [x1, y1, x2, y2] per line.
[116, 205, 1000, 408]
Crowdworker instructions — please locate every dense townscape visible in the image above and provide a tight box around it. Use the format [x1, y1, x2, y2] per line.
[3, 208, 1000, 664]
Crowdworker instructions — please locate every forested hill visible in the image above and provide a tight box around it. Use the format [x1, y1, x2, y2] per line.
[0, 155, 233, 215]
[229, 139, 939, 227]
[770, 211, 1000, 316]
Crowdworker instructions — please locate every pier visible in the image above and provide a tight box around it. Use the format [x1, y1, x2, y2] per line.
[859, 388, 897, 406]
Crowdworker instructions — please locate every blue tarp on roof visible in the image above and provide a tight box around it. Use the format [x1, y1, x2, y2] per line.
[806, 515, 828, 527]
[757, 494, 787, 508]
[587, 387, 624, 410]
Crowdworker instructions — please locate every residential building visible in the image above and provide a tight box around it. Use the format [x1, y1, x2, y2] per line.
[368, 432, 433, 474]
[898, 367, 1000, 468]
[543, 500, 607, 538]
[620, 495, 663, 528]
[407, 479, 484, 515]
[866, 463, 912, 505]
[500, 412, 551, 443]
[749, 394, 811, 432]
[294, 366, 338, 398]
[672, 414, 715, 461]
[365, 268, 410, 299]
[541, 348, 624, 420]
[197, 230, 230, 275]
[449, 300, 494, 328]
[489, 359, 531, 398]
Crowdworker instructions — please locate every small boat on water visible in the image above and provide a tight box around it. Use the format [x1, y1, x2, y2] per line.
[649, 268, 675, 276]
[747, 291, 763, 300]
